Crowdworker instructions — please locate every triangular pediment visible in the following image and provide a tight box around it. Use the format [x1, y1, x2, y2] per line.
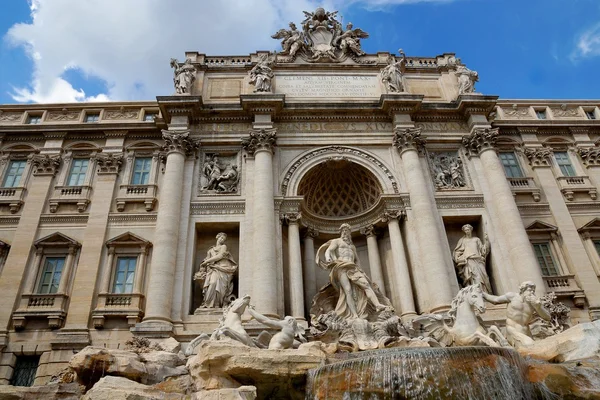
[34, 232, 80, 248]
[579, 218, 600, 233]
[106, 232, 151, 247]
[526, 220, 558, 233]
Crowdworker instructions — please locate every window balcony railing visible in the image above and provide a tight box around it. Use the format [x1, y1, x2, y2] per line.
[0, 186, 26, 213]
[12, 293, 69, 330]
[507, 177, 541, 202]
[92, 292, 144, 328]
[556, 176, 597, 201]
[48, 185, 92, 213]
[116, 184, 157, 212]
[542, 275, 586, 308]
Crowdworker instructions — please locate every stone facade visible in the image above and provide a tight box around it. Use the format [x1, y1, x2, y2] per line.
[1, 26, 600, 386]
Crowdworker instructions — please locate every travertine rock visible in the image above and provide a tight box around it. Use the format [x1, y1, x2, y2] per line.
[0, 382, 82, 400]
[69, 347, 146, 385]
[154, 337, 182, 354]
[527, 359, 600, 399]
[82, 376, 183, 400]
[519, 320, 600, 362]
[191, 386, 257, 400]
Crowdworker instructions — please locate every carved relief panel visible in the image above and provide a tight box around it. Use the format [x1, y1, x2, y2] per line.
[198, 151, 241, 195]
[427, 151, 469, 190]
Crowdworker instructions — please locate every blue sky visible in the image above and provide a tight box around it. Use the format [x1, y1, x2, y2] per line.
[0, 0, 599, 104]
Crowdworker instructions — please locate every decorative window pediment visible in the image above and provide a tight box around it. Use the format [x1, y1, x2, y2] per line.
[105, 232, 151, 247]
[34, 232, 80, 249]
[579, 218, 600, 235]
[525, 220, 558, 234]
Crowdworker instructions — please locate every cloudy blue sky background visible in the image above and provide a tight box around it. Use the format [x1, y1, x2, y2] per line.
[0, 0, 599, 104]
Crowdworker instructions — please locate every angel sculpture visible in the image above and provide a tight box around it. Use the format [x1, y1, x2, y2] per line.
[271, 22, 304, 59]
[337, 22, 369, 57]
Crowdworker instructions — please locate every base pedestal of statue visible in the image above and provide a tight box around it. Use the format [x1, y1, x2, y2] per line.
[194, 307, 224, 316]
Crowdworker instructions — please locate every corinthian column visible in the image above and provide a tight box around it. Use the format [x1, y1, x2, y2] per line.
[462, 128, 545, 293]
[393, 128, 453, 311]
[242, 128, 278, 316]
[282, 212, 304, 320]
[142, 131, 198, 326]
[360, 225, 386, 296]
[303, 228, 318, 313]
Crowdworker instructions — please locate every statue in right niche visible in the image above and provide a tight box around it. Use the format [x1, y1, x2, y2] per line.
[453, 224, 492, 293]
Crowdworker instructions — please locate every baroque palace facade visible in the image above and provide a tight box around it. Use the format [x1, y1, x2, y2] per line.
[1, 9, 600, 386]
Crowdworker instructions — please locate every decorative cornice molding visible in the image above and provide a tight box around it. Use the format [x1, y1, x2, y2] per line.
[577, 147, 600, 167]
[95, 152, 124, 174]
[190, 201, 245, 215]
[30, 154, 61, 176]
[524, 147, 553, 167]
[108, 213, 158, 224]
[161, 130, 200, 157]
[241, 128, 277, 156]
[461, 127, 498, 158]
[392, 127, 426, 154]
[435, 195, 485, 209]
[39, 215, 89, 225]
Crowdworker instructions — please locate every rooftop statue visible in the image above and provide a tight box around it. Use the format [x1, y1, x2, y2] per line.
[456, 64, 478, 95]
[271, 22, 304, 61]
[170, 58, 196, 95]
[248, 54, 274, 93]
[381, 50, 407, 93]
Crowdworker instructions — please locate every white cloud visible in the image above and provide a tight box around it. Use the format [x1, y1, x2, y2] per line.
[4, 0, 454, 103]
[571, 22, 600, 61]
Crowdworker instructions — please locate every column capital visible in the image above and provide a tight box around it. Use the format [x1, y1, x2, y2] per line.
[281, 212, 301, 225]
[577, 147, 600, 167]
[524, 146, 553, 168]
[461, 127, 498, 158]
[380, 208, 405, 222]
[30, 154, 61, 176]
[581, 231, 592, 240]
[242, 128, 277, 156]
[303, 227, 319, 239]
[392, 127, 426, 154]
[360, 224, 378, 238]
[161, 130, 199, 157]
[95, 152, 123, 175]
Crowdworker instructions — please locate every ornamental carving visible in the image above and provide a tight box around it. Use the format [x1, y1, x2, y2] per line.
[200, 153, 240, 194]
[30, 154, 61, 176]
[551, 105, 580, 119]
[162, 130, 199, 157]
[95, 152, 123, 174]
[524, 147, 553, 167]
[360, 224, 377, 237]
[392, 127, 426, 154]
[0, 112, 23, 122]
[281, 212, 302, 225]
[462, 128, 499, 157]
[503, 106, 531, 119]
[577, 147, 600, 167]
[47, 110, 80, 121]
[272, 7, 371, 63]
[104, 107, 139, 120]
[380, 208, 405, 222]
[241, 128, 277, 156]
[428, 151, 467, 190]
[304, 227, 319, 239]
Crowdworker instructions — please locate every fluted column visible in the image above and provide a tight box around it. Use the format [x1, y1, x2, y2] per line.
[360, 225, 386, 296]
[282, 212, 304, 320]
[393, 127, 453, 311]
[462, 129, 545, 293]
[143, 131, 198, 325]
[303, 228, 318, 313]
[242, 128, 278, 316]
[381, 209, 416, 318]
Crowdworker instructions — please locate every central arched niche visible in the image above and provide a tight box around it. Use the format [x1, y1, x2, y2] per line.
[298, 159, 382, 218]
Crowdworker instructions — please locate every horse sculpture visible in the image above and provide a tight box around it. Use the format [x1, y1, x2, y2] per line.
[413, 284, 508, 347]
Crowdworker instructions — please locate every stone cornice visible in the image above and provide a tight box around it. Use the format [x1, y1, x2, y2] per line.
[461, 127, 498, 158]
[161, 130, 200, 157]
[379, 93, 423, 116]
[240, 94, 285, 115]
[241, 128, 277, 155]
[30, 154, 61, 176]
[392, 127, 426, 154]
[524, 146, 553, 167]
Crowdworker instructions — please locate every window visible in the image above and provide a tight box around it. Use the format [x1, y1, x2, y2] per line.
[585, 110, 596, 120]
[144, 113, 157, 122]
[535, 109, 547, 120]
[554, 152, 576, 177]
[37, 257, 65, 294]
[26, 115, 41, 124]
[67, 159, 89, 186]
[112, 256, 137, 294]
[499, 152, 523, 178]
[131, 157, 152, 185]
[85, 113, 100, 123]
[533, 242, 559, 276]
[10, 356, 40, 387]
[2, 160, 26, 187]
[594, 240, 600, 257]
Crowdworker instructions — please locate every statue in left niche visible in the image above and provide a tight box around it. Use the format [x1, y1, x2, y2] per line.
[170, 58, 196, 95]
[248, 54, 274, 93]
[194, 232, 238, 309]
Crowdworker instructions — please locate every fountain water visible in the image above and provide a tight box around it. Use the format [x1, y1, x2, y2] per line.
[306, 347, 556, 399]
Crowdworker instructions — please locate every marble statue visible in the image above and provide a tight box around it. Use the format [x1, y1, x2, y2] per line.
[216, 165, 239, 193]
[380, 52, 406, 93]
[271, 22, 304, 59]
[429, 152, 466, 189]
[201, 154, 222, 191]
[413, 284, 508, 347]
[453, 224, 492, 293]
[314, 223, 393, 321]
[482, 281, 552, 348]
[337, 22, 368, 57]
[248, 307, 306, 349]
[210, 295, 254, 346]
[248, 55, 274, 93]
[170, 58, 196, 95]
[194, 232, 238, 309]
[456, 64, 478, 95]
